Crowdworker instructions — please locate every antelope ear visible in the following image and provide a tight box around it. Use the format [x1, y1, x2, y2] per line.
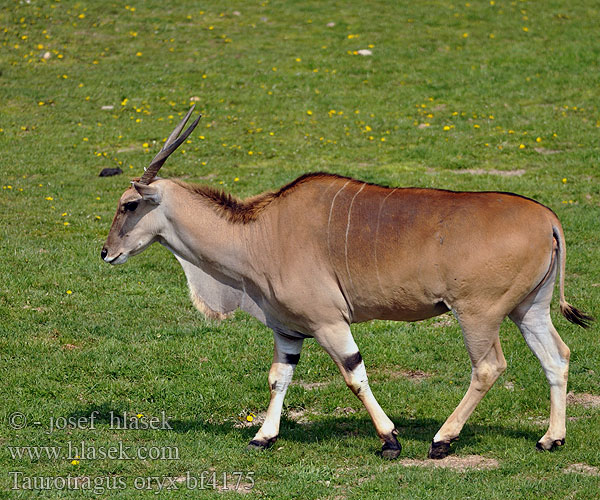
[132, 182, 161, 204]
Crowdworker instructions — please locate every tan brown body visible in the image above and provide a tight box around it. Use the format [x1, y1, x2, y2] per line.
[103, 110, 591, 459]
[253, 176, 556, 327]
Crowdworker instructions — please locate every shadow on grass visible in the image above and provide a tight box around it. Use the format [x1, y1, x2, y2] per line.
[67, 403, 540, 455]
[170, 414, 539, 454]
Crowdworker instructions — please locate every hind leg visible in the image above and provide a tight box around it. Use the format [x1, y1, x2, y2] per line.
[429, 314, 507, 459]
[510, 288, 570, 451]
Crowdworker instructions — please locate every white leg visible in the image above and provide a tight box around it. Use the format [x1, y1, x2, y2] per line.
[315, 323, 401, 458]
[510, 300, 570, 451]
[249, 331, 303, 449]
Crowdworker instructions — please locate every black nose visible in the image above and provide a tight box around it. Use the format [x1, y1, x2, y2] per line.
[101, 248, 108, 260]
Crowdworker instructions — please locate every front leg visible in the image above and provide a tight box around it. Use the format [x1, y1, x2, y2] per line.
[315, 323, 401, 459]
[248, 331, 303, 450]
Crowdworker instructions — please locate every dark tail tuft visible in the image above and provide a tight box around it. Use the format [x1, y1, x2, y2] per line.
[560, 303, 594, 328]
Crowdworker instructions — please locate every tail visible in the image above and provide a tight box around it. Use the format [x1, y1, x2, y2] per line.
[552, 225, 594, 328]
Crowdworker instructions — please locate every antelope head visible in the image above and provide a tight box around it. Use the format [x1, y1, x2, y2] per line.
[101, 106, 201, 264]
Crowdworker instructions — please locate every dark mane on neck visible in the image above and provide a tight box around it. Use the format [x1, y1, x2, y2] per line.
[173, 172, 350, 224]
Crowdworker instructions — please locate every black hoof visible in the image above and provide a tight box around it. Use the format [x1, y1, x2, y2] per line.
[381, 441, 402, 460]
[247, 437, 277, 451]
[536, 438, 565, 452]
[428, 440, 451, 460]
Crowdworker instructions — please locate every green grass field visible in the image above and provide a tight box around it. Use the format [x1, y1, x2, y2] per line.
[1, 0, 599, 497]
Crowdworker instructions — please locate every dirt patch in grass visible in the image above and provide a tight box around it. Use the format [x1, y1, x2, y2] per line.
[567, 392, 600, 408]
[454, 168, 526, 177]
[293, 380, 330, 390]
[399, 455, 499, 471]
[334, 406, 357, 416]
[286, 407, 311, 424]
[233, 411, 266, 428]
[534, 147, 562, 155]
[372, 368, 432, 382]
[564, 463, 600, 477]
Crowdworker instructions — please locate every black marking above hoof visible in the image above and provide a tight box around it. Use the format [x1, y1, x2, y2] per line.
[536, 438, 565, 452]
[428, 440, 452, 460]
[247, 437, 277, 451]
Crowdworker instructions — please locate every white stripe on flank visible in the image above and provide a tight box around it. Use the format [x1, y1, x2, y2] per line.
[345, 183, 366, 291]
[327, 180, 351, 259]
[374, 188, 397, 294]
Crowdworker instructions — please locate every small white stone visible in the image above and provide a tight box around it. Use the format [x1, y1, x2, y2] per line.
[357, 49, 372, 56]
[326, 22, 335, 27]
[101, 105, 114, 111]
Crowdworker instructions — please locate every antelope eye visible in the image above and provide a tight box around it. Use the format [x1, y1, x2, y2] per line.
[124, 201, 139, 212]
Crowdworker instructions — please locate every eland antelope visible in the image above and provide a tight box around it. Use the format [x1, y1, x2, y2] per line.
[102, 106, 592, 459]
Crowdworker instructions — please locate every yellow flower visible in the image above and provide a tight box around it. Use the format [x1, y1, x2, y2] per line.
[63, 222, 70, 226]
[248, 151, 253, 155]
[443, 125, 451, 131]
[136, 51, 142, 56]
[143, 142, 149, 148]
[78, 13, 85, 19]
[462, 33, 469, 38]
[66, 290, 73, 294]
[474, 124, 480, 129]
[234, 177, 239, 182]
[522, 27, 529, 32]
[306, 110, 313, 116]
[536, 137, 542, 143]
[136, 413, 143, 418]
[562, 178, 567, 183]
[519, 144, 525, 149]
[71, 459, 79, 465]
[45, 196, 53, 201]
